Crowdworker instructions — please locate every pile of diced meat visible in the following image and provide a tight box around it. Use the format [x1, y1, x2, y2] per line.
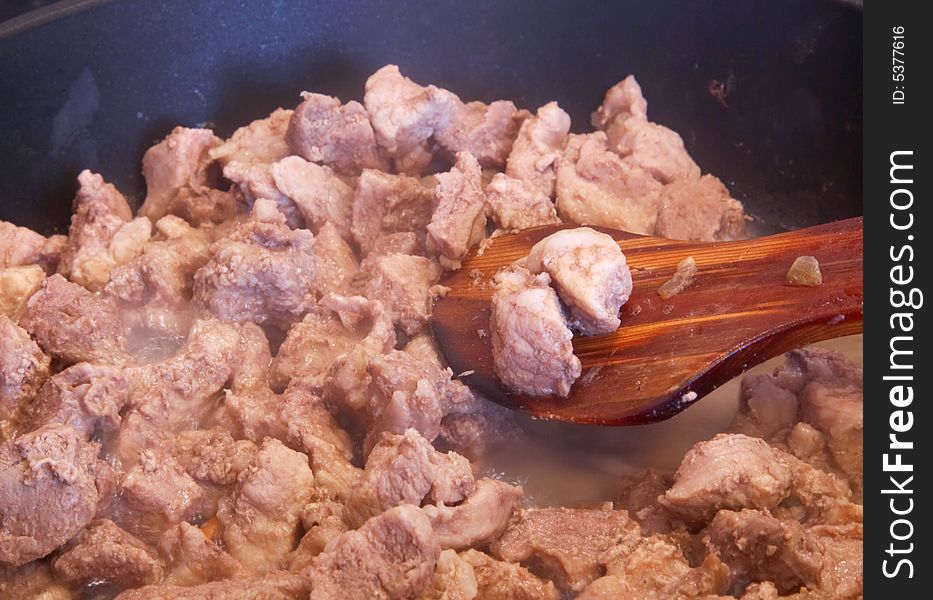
[0, 65, 859, 599]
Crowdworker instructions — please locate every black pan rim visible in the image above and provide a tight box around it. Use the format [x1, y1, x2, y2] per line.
[0, 0, 112, 40]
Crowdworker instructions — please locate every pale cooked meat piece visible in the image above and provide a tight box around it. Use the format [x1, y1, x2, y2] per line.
[655, 175, 747, 241]
[426, 152, 487, 269]
[58, 170, 152, 291]
[490, 506, 641, 593]
[210, 108, 293, 167]
[435, 99, 528, 169]
[0, 560, 73, 599]
[19, 273, 128, 365]
[0, 315, 50, 424]
[221, 160, 303, 227]
[310, 221, 359, 297]
[368, 230, 426, 259]
[217, 438, 316, 576]
[659, 434, 794, 526]
[192, 199, 317, 326]
[157, 522, 243, 587]
[591, 75, 648, 134]
[656, 256, 697, 300]
[306, 504, 441, 600]
[484, 173, 560, 231]
[52, 518, 162, 589]
[422, 548, 479, 600]
[350, 169, 436, 256]
[798, 381, 862, 498]
[116, 571, 311, 600]
[0, 220, 67, 272]
[357, 252, 442, 335]
[489, 265, 581, 397]
[402, 333, 444, 368]
[556, 132, 663, 235]
[422, 478, 523, 551]
[435, 403, 519, 463]
[287, 91, 389, 174]
[732, 373, 801, 443]
[168, 429, 259, 517]
[286, 501, 349, 571]
[525, 227, 632, 335]
[163, 186, 244, 227]
[615, 468, 675, 535]
[139, 127, 223, 221]
[364, 64, 459, 174]
[787, 256, 823, 287]
[459, 549, 560, 600]
[347, 428, 475, 527]
[0, 265, 45, 318]
[505, 101, 571, 198]
[17, 362, 128, 440]
[0, 424, 107, 566]
[271, 155, 354, 238]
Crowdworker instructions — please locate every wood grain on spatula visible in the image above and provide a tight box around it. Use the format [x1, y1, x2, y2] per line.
[431, 217, 863, 425]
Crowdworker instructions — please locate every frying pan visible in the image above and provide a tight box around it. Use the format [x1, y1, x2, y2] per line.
[0, 0, 861, 236]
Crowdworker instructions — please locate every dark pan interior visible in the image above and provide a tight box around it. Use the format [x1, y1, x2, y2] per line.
[0, 0, 861, 235]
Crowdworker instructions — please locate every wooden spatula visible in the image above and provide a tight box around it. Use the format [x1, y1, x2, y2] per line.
[431, 217, 862, 425]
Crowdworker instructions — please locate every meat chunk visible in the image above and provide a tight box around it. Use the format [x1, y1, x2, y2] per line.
[798, 381, 862, 498]
[286, 501, 349, 570]
[192, 200, 317, 326]
[426, 152, 488, 269]
[347, 428, 475, 527]
[271, 155, 354, 238]
[0, 560, 73, 599]
[58, 170, 152, 291]
[0, 220, 66, 272]
[307, 504, 440, 600]
[20, 273, 128, 365]
[615, 468, 675, 534]
[422, 477, 523, 551]
[422, 549, 479, 600]
[364, 64, 459, 174]
[0, 424, 106, 566]
[591, 75, 647, 135]
[0, 265, 45, 318]
[0, 315, 50, 424]
[485, 173, 560, 231]
[556, 132, 663, 235]
[309, 221, 358, 298]
[505, 102, 571, 198]
[17, 362, 128, 440]
[157, 522, 243, 586]
[459, 549, 560, 600]
[217, 438, 316, 575]
[52, 518, 162, 589]
[655, 175, 747, 241]
[435, 99, 527, 169]
[491, 506, 641, 593]
[287, 91, 389, 174]
[489, 265, 580, 397]
[358, 252, 442, 335]
[168, 429, 258, 516]
[117, 572, 311, 600]
[140, 127, 223, 221]
[525, 227, 632, 335]
[659, 434, 794, 526]
[211, 108, 293, 167]
[351, 169, 436, 256]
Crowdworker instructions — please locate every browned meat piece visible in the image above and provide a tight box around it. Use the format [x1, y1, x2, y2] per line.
[165, 187, 244, 227]
[423, 477, 523, 551]
[58, 170, 152, 291]
[525, 227, 632, 335]
[426, 152, 488, 269]
[20, 273, 128, 365]
[287, 91, 389, 174]
[0, 315, 50, 426]
[139, 127, 223, 221]
[556, 132, 663, 235]
[113, 449, 205, 543]
[364, 64, 459, 174]
[358, 252, 442, 335]
[17, 362, 128, 440]
[211, 108, 293, 168]
[217, 438, 316, 576]
[491, 506, 641, 593]
[192, 200, 317, 326]
[271, 155, 354, 238]
[307, 504, 440, 600]
[286, 501, 349, 571]
[655, 175, 747, 241]
[422, 549, 479, 600]
[0, 424, 107, 566]
[350, 169, 436, 256]
[615, 468, 675, 534]
[659, 434, 794, 526]
[505, 102, 571, 198]
[0, 265, 45, 318]
[0, 220, 67, 272]
[52, 518, 162, 589]
[0, 561, 72, 599]
[593, 75, 700, 184]
[116, 571, 311, 600]
[157, 522, 243, 586]
[347, 428, 475, 527]
[435, 99, 528, 169]
[459, 549, 560, 600]
[485, 173, 560, 231]
[489, 265, 580, 397]
[310, 221, 359, 298]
